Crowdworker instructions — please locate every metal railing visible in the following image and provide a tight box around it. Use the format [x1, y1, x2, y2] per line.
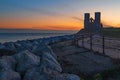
[74, 35, 120, 58]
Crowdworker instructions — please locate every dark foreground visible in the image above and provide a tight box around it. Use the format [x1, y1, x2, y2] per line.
[0, 34, 120, 80]
[51, 40, 120, 80]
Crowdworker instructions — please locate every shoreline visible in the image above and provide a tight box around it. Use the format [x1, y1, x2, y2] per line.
[0, 32, 75, 43]
[0, 34, 75, 57]
[0, 34, 81, 80]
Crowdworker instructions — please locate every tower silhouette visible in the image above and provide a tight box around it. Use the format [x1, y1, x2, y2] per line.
[84, 12, 103, 34]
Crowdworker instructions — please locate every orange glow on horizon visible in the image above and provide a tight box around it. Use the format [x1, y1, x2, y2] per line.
[0, 16, 83, 30]
[0, 12, 120, 30]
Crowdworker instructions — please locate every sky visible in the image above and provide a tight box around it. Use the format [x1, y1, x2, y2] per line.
[0, 0, 120, 30]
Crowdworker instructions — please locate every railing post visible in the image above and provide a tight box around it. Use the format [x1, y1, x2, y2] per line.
[74, 35, 79, 47]
[90, 36, 92, 50]
[76, 38, 78, 47]
[74, 37, 77, 47]
[102, 36, 105, 54]
[82, 35, 84, 47]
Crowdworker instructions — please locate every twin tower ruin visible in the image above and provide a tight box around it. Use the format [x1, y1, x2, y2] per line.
[84, 12, 103, 33]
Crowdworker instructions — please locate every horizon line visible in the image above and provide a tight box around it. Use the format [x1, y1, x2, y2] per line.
[0, 28, 79, 31]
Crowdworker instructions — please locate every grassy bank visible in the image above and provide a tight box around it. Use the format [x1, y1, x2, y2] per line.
[102, 27, 120, 38]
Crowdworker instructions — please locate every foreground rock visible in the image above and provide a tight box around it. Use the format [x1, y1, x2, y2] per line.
[41, 51, 62, 72]
[4, 42, 16, 51]
[0, 35, 81, 80]
[24, 67, 80, 80]
[24, 67, 52, 80]
[0, 44, 16, 56]
[0, 69, 21, 80]
[0, 56, 16, 70]
[13, 50, 40, 74]
[14, 41, 33, 52]
[53, 74, 80, 80]
[32, 43, 57, 59]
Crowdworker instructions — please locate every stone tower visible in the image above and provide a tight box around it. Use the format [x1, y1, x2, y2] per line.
[84, 12, 103, 34]
[84, 13, 90, 30]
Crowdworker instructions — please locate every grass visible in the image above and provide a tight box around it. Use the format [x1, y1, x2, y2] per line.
[102, 27, 120, 38]
[80, 64, 120, 80]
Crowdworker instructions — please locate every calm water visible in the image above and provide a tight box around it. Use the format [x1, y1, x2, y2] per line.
[0, 29, 78, 43]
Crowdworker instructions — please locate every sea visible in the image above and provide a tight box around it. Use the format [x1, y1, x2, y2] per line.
[0, 29, 78, 43]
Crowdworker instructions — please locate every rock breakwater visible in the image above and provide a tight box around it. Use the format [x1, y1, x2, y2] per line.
[0, 35, 80, 80]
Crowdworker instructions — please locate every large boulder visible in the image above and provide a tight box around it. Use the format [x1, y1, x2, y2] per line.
[24, 44, 62, 80]
[41, 51, 62, 72]
[47, 46, 57, 59]
[32, 43, 49, 55]
[53, 74, 80, 80]
[13, 50, 40, 74]
[14, 41, 33, 51]
[23, 67, 50, 80]
[24, 60, 80, 80]
[0, 44, 16, 56]
[0, 56, 16, 70]
[4, 42, 16, 52]
[0, 69, 21, 80]
[32, 43, 57, 59]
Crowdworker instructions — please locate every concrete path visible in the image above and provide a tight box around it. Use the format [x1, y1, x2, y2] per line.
[51, 41, 116, 76]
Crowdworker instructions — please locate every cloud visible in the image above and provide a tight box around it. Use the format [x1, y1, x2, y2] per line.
[33, 26, 79, 30]
[2, 1, 84, 20]
[1, 1, 66, 17]
[72, 16, 83, 21]
[101, 20, 114, 27]
[20, 6, 65, 17]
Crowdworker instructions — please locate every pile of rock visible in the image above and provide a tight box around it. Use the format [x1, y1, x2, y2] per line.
[0, 35, 80, 80]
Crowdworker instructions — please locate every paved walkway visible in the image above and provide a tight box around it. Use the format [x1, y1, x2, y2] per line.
[51, 41, 116, 76]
